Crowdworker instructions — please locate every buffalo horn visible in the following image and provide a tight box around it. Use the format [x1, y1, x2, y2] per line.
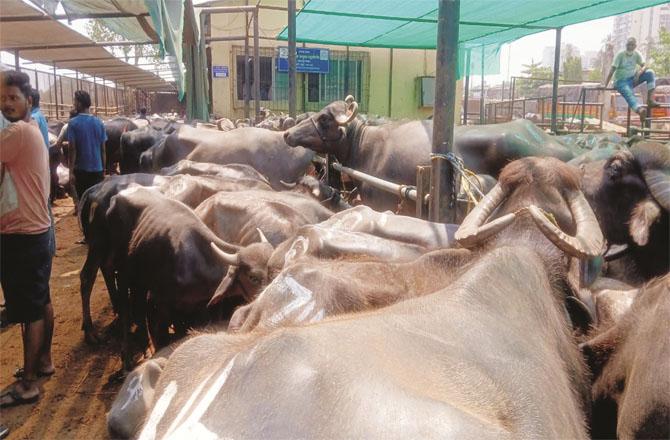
[336, 99, 359, 126]
[210, 242, 240, 266]
[257, 228, 269, 244]
[455, 183, 517, 247]
[279, 180, 297, 189]
[528, 191, 604, 259]
[641, 168, 670, 211]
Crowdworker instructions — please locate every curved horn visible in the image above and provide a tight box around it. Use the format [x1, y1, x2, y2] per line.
[641, 168, 670, 211]
[335, 100, 359, 126]
[455, 183, 516, 248]
[279, 179, 297, 189]
[527, 191, 604, 259]
[344, 95, 355, 104]
[210, 242, 240, 266]
[257, 228, 269, 244]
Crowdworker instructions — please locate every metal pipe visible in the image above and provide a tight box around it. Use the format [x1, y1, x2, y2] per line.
[551, 27, 562, 133]
[199, 5, 258, 14]
[244, 1, 251, 120]
[288, 0, 297, 118]
[93, 76, 98, 114]
[14, 50, 20, 70]
[344, 46, 350, 96]
[0, 12, 150, 22]
[103, 81, 108, 116]
[206, 35, 277, 42]
[429, 0, 460, 224]
[463, 48, 471, 125]
[388, 48, 393, 117]
[331, 162, 416, 201]
[253, 7, 260, 123]
[479, 44, 485, 124]
[3, 41, 157, 51]
[53, 62, 59, 119]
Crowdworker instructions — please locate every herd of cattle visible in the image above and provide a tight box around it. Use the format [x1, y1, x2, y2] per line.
[45, 97, 669, 439]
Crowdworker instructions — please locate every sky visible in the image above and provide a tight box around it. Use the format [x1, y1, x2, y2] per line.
[1, 4, 620, 87]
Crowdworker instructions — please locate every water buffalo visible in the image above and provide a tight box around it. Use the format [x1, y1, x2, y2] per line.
[183, 126, 315, 188]
[158, 174, 272, 208]
[581, 274, 669, 439]
[131, 158, 600, 439]
[229, 248, 471, 332]
[119, 126, 166, 174]
[105, 187, 243, 367]
[283, 96, 581, 211]
[78, 174, 171, 343]
[579, 141, 669, 284]
[160, 160, 271, 185]
[105, 117, 138, 174]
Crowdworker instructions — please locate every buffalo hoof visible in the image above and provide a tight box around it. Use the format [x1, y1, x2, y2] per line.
[84, 329, 105, 345]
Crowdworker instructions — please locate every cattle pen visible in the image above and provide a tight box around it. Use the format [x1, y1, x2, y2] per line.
[1, 1, 669, 439]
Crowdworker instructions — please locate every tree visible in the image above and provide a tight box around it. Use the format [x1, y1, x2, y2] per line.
[518, 59, 554, 97]
[86, 19, 160, 65]
[649, 27, 670, 76]
[562, 55, 583, 82]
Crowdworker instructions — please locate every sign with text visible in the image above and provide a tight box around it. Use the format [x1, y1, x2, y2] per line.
[276, 47, 329, 74]
[212, 65, 229, 78]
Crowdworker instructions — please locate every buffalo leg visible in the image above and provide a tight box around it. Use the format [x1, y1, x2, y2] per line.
[146, 301, 171, 350]
[116, 269, 134, 372]
[80, 247, 104, 344]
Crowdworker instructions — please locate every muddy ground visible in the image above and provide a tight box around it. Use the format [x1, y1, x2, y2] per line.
[1, 198, 119, 439]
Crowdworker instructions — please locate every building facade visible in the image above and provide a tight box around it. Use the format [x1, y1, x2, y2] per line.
[205, 0, 462, 121]
[612, 4, 670, 56]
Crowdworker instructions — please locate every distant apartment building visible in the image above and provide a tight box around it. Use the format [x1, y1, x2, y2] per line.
[541, 44, 581, 69]
[612, 4, 670, 56]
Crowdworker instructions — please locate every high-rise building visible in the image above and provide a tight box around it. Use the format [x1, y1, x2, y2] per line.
[612, 4, 670, 57]
[541, 44, 581, 69]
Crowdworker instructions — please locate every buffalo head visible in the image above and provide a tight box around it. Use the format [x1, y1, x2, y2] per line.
[283, 96, 358, 153]
[456, 157, 604, 260]
[208, 229, 275, 307]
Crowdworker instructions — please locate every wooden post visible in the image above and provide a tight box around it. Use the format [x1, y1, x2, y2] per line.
[14, 50, 20, 71]
[388, 48, 393, 117]
[415, 165, 431, 219]
[244, 5, 251, 120]
[479, 44, 485, 124]
[463, 48, 471, 125]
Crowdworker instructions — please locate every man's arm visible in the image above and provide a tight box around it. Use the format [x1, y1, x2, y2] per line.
[0, 122, 23, 163]
[604, 66, 616, 88]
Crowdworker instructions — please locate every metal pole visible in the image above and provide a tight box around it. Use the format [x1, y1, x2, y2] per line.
[288, 0, 297, 118]
[551, 27, 562, 133]
[103, 81, 108, 116]
[429, 0, 459, 223]
[59, 75, 64, 118]
[463, 48, 471, 125]
[253, 7, 261, 124]
[53, 62, 59, 119]
[344, 46, 350, 96]
[75, 70, 80, 90]
[244, 5, 251, 120]
[93, 76, 98, 114]
[479, 44, 485, 124]
[388, 48, 393, 117]
[14, 50, 20, 71]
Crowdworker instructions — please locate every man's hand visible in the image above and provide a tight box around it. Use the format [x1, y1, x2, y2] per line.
[634, 71, 640, 82]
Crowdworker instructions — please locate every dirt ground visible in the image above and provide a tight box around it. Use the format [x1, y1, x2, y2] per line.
[1, 198, 120, 439]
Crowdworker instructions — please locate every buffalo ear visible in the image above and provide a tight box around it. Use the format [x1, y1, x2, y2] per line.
[566, 296, 594, 335]
[628, 198, 662, 246]
[580, 326, 620, 379]
[208, 266, 239, 308]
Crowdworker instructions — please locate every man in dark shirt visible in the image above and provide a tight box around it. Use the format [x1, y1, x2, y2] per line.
[67, 90, 107, 208]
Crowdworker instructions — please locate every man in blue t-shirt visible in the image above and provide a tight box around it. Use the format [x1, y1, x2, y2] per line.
[67, 90, 107, 208]
[29, 89, 49, 150]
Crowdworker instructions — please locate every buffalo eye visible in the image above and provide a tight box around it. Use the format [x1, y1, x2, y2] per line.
[317, 114, 330, 128]
[249, 275, 262, 285]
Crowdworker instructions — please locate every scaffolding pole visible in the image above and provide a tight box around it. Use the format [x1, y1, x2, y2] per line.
[288, 0, 297, 118]
[551, 27, 562, 133]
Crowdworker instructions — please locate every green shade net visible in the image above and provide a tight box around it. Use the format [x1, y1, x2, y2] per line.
[278, 0, 666, 77]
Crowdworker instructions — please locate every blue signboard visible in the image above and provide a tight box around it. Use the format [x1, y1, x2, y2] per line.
[212, 65, 229, 78]
[276, 47, 329, 74]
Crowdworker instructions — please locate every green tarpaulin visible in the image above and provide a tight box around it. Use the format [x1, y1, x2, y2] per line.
[278, 0, 667, 77]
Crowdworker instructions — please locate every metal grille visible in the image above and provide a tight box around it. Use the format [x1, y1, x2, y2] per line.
[232, 46, 369, 114]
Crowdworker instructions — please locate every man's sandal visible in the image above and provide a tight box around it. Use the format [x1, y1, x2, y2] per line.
[0, 388, 39, 408]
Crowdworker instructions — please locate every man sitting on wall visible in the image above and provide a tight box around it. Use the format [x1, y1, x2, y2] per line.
[604, 37, 659, 124]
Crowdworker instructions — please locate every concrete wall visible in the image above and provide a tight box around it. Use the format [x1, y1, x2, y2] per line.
[207, 0, 461, 123]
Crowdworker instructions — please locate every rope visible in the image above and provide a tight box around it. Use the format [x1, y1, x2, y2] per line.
[430, 152, 485, 214]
